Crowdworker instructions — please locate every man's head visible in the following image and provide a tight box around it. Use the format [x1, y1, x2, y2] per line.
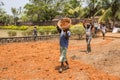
[86, 23, 91, 29]
[34, 26, 37, 29]
[34, 25, 37, 28]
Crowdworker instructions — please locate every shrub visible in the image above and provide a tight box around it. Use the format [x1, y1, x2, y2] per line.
[21, 31, 28, 36]
[11, 25, 18, 30]
[50, 29, 58, 34]
[37, 26, 56, 35]
[71, 24, 85, 39]
[39, 29, 44, 35]
[26, 29, 33, 36]
[19, 26, 29, 30]
[0, 26, 29, 30]
[8, 31, 17, 37]
[21, 28, 33, 36]
[42, 27, 52, 34]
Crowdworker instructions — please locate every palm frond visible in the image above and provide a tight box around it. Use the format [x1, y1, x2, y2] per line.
[115, 8, 120, 20]
[98, 8, 112, 22]
[94, 8, 105, 16]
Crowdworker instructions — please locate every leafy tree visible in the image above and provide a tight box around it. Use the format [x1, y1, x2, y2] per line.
[0, 1, 5, 23]
[98, 0, 120, 27]
[60, 0, 83, 18]
[83, 0, 98, 18]
[24, 0, 59, 22]
[0, 1, 13, 25]
[11, 7, 21, 25]
[20, 14, 30, 22]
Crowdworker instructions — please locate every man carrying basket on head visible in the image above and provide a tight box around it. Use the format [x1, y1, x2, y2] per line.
[57, 18, 71, 73]
[83, 22, 93, 53]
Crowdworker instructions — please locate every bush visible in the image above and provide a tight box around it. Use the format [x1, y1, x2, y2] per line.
[41, 27, 52, 34]
[50, 29, 58, 34]
[8, 31, 17, 37]
[26, 28, 33, 36]
[39, 29, 44, 35]
[37, 26, 56, 35]
[21, 27, 33, 36]
[0, 26, 29, 30]
[21, 31, 27, 36]
[71, 24, 85, 39]
[19, 26, 29, 30]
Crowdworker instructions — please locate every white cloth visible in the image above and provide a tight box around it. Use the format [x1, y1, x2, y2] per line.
[94, 23, 98, 28]
[86, 26, 92, 37]
[112, 27, 120, 33]
[97, 24, 100, 29]
[101, 26, 106, 33]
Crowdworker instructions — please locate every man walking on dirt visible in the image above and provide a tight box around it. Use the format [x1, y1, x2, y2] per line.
[101, 23, 106, 40]
[57, 26, 71, 73]
[83, 23, 93, 53]
[33, 26, 37, 41]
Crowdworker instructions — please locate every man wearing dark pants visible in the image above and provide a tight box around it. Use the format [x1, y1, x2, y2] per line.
[33, 26, 37, 41]
[84, 23, 93, 53]
[86, 35, 92, 53]
[101, 23, 106, 40]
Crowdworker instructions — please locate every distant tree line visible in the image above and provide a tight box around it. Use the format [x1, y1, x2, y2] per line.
[0, 0, 120, 27]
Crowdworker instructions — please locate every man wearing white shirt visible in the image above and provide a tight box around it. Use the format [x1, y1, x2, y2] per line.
[101, 23, 106, 40]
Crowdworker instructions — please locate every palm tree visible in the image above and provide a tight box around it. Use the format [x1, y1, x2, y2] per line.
[111, 0, 120, 26]
[11, 7, 21, 25]
[83, 0, 101, 24]
[11, 8, 18, 25]
[24, 0, 59, 22]
[98, 0, 120, 27]
[60, 0, 83, 18]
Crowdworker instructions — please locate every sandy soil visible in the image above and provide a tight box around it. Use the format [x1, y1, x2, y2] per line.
[0, 33, 120, 80]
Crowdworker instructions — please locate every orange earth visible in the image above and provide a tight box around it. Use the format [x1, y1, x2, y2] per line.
[0, 33, 120, 80]
[57, 18, 71, 30]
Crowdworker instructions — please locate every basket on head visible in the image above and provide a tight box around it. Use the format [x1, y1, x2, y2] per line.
[57, 18, 71, 30]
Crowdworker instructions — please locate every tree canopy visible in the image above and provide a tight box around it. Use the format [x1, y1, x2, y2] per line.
[0, 0, 120, 26]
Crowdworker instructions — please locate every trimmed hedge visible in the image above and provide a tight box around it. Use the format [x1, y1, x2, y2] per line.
[1, 25, 85, 38]
[0, 25, 29, 30]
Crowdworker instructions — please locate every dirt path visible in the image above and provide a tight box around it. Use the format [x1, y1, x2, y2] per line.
[68, 33, 120, 77]
[0, 33, 120, 80]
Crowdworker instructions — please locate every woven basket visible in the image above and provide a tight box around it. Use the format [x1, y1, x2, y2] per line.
[57, 18, 71, 30]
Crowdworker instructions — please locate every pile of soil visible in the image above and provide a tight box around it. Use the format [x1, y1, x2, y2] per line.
[57, 18, 71, 30]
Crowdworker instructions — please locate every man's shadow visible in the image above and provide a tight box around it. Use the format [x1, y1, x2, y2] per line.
[80, 50, 87, 52]
[55, 66, 61, 70]
[55, 65, 69, 72]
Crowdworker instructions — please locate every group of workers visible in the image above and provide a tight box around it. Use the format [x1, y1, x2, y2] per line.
[57, 20, 106, 73]
[32, 20, 106, 73]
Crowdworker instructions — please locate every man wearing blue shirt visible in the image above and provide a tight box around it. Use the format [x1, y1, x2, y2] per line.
[57, 26, 71, 73]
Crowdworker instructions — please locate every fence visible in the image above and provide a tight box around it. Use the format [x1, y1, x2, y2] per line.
[0, 35, 59, 44]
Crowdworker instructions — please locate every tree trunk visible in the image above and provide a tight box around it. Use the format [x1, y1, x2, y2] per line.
[113, 17, 116, 28]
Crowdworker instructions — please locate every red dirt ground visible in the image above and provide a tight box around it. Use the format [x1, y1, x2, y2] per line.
[0, 33, 120, 80]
